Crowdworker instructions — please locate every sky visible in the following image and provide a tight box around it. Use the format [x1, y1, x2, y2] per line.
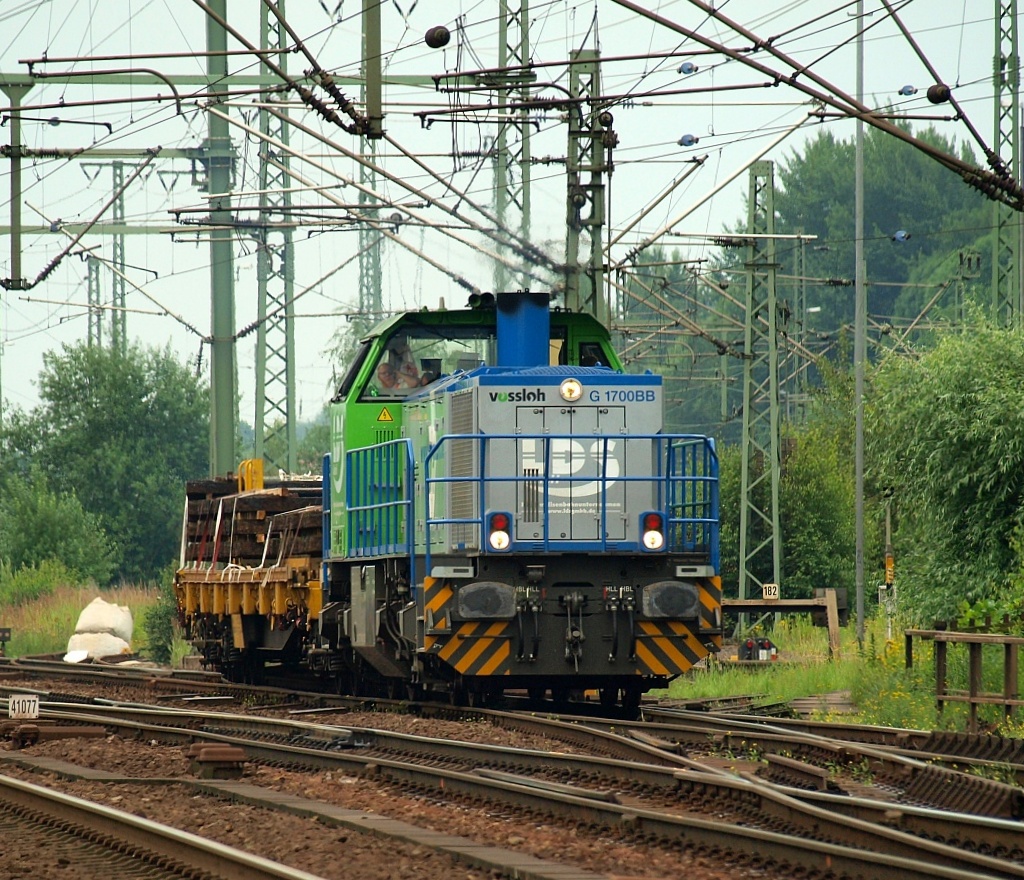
[0, 1, 1006, 427]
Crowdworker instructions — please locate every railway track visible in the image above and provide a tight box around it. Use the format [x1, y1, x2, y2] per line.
[6, 661, 1024, 878]
[3, 691, 1024, 880]
[565, 706, 1024, 816]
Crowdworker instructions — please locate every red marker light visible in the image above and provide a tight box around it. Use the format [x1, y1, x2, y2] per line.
[643, 513, 663, 530]
[490, 513, 510, 531]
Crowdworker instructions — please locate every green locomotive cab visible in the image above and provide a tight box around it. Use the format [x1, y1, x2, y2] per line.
[327, 305, 623, 562]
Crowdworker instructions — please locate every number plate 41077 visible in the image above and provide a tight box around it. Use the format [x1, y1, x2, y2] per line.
[9, 694, 39, 719]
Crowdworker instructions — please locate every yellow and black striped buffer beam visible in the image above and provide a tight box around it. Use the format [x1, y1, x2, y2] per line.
[422, 577, 512, 675]
[436, 621, 513, 676]
[423, 576, 453, 651]
[634, 620, 709, 676]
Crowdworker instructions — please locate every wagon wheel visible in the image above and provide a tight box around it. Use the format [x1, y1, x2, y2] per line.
[599, 687, 619, 711]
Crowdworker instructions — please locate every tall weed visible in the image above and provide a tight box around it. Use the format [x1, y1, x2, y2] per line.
[0, 583, 160, 658]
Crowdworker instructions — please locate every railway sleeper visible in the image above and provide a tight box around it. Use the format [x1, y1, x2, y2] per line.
[900, 762, 1024, 819]
[8, 723, 107, 749]
[185, 742, 248, 779]
[761, 753, 842, 793]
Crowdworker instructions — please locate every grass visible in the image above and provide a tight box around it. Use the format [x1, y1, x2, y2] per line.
[0, 583, 163, 658]
[3, 590, 1022, 735]
[666, 613, 1012, 734]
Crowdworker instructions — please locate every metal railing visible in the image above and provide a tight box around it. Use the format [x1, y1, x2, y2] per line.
[422, 433, 718, 572]
[341, 434, 719, 587]
[345, 438, 416, 569]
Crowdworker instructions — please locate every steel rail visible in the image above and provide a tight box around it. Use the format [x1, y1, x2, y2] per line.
[0, 773, 328, 880]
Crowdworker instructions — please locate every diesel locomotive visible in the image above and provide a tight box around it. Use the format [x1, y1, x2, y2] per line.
[175, 291, 722, 711]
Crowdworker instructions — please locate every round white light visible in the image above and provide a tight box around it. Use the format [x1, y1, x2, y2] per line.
[560, 378, 583, 402]
[642, 529, 665, 551]
[489, 530, 510, 551]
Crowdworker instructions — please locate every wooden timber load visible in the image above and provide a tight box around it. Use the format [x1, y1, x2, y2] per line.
[180, 476, 323, 569]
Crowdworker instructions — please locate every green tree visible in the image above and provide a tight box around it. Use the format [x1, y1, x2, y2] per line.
[868, 321, 1024, 622]
[774, 125, 989, 329]
[297, 408, 331, 473]
[780, 425, 856, 598]
[0, 469, 116, 584]
[0, 343, 208, 583]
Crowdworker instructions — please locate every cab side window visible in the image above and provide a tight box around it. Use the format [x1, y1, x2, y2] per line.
[579, 342, 605, 366]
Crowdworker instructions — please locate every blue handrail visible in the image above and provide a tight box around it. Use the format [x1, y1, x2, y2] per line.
[345, 438, 416, 594]
[341, 434, 719, 593]
[422, 433, 718, 573]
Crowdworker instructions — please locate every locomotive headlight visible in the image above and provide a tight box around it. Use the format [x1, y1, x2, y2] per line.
[641, 511, 666, 551]
[559, 378, 583, 402]
[487, 511, 512, 551]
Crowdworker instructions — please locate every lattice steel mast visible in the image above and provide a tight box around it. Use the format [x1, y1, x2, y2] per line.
[493, 1, 533, 292]
[992, 0, 1021, 326]
[255, 0, 297, 473]
[737, 161, 782, 606]
[564, 50, 612, 325]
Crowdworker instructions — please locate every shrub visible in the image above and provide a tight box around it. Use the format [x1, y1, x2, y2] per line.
[0, 558, 76, 607]
[141, 568, 181, 665]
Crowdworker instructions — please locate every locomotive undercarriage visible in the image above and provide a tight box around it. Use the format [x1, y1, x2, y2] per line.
[181, 549, 720, 714]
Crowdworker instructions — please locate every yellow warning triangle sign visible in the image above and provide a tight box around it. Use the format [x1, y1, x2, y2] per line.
[377, 407, 394, 422]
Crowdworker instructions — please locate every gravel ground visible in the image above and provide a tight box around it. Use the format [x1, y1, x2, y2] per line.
[2, 731, 764, 880]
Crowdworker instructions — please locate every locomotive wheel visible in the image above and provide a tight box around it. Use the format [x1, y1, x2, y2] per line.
[449, 679, 468, 706]
[468, 683, 499, 708]
[526, 685, 546, 703]
[334, 669, 354, 697]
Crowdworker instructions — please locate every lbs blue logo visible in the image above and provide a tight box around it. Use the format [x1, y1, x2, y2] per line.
[488, 389, 547, 403]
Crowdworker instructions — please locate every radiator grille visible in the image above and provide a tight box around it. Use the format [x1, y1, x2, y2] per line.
[522, 466, 541, 523]
[450, 390, 476, 546]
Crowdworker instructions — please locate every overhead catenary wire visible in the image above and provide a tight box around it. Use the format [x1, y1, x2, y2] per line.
[257, 149, 482, 296]
[1, 148, 160, 291]
[235, 103, 554, 284]
[609, 0, 1023, 208]
[0, 2, 1009, 417]
[617, 116, 811, 268]
[190, 0, 366, 134]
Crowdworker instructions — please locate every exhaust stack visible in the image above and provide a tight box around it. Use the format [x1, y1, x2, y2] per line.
[496, 291, 551, 368]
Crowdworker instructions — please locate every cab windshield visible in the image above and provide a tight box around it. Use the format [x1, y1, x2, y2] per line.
[362, 326, 497, 400]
